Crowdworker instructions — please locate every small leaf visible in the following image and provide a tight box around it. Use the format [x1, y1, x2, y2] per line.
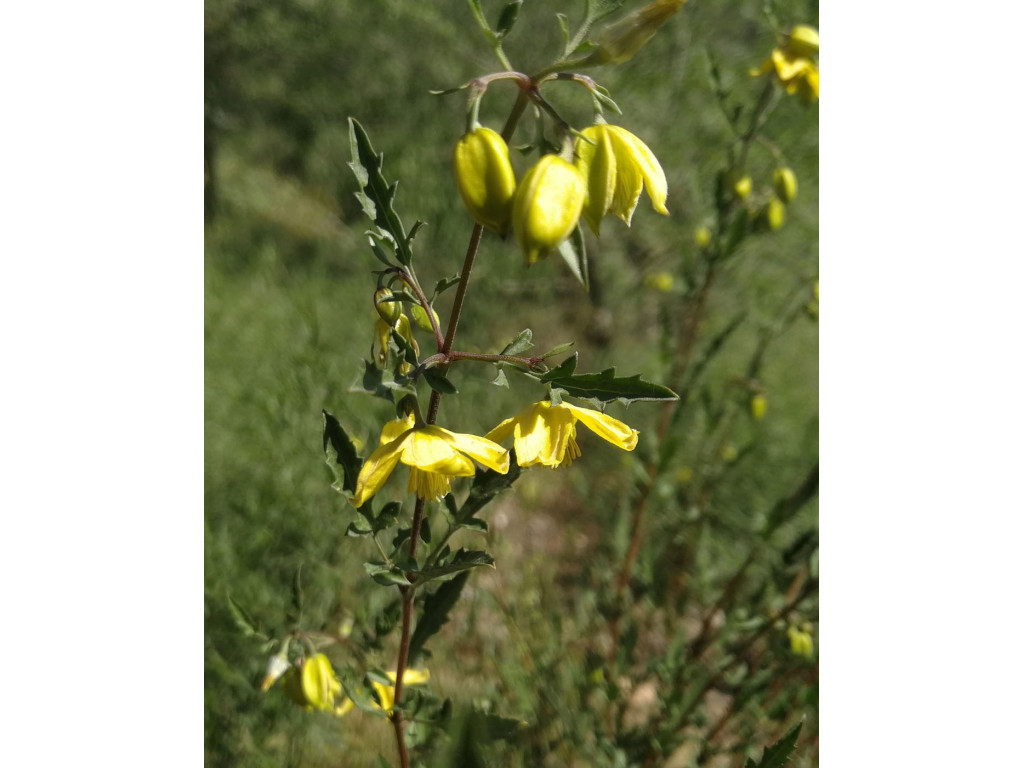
[540, 351, 578, 380]
[366, 234, 393, 267]
[408, 572, 470, 664]
[424, 367, 458, 394]
[490, 368, 509, 388]
[375, 501, 402, 533]
[495, 0, 523, 38]
[466, 0, 498, 45]
[226, 595, 263, 638]
[322, 410, 362, 494]
[538, 341, 575, 361]
[364, 561, 412, 587]
[414, 549, 494, 582]
[557, 226, 589, 290]
[433, 273, 461, 297]
[592, 84, 622, 115]
[337, 666, 388, 717]
[744, 720, 803, 768]
[500, 328, 534, 356]
[556, 13, 571, 50]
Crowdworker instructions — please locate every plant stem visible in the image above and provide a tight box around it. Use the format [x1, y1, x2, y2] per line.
[389, 87, 531, 768]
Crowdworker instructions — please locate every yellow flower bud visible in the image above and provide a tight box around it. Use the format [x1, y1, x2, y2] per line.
[644, 271, 673, 293]
[773, 168, 797, 203]
[453, 126, 517, 236]
[719, 443, 738, 462]
[729, 171, 752, 201]
[786, 25, 819, 59]
[512, 154, 585, 265]
[373, 288, 401, 326]
[410, 303, 440, 333]
[281, 654, 343, 711]
[694, 226, 712, 247]
[750, 393, 767, 421]
[765, 197, 786, 230]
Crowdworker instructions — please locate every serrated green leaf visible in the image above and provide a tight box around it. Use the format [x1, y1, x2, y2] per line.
[414, 549, 494, 582]
[500, 328, 534, 356]
[557, 226, 589, 290]
[744, 721, 803, 768]
[541, 351, 578, 379]
[322, 410, 362, 494]
[541, 366, 678, 403]
[423, 367, 458, 394]
[226, 595, 263, 638]
[409, 572, 470, 665]
[348, 118, 414, 266]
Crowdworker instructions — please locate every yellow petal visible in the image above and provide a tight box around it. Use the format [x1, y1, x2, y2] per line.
[334, 697, 355, 717]
[352, 433, 410, 507]
[386, 668, 431, 685]
[575, 126, 617, 235]
[371, 681, 395, 713]
[771, 49, 812, 84]
[608, 137, 643, 225]
[610, 127, 669, 216]
[401, 429, 476, 475]
[440, 429, 510, 473]
[484, 415, 517, 445]
[562, 403, 640, 451]
[379, 413, 415, 446]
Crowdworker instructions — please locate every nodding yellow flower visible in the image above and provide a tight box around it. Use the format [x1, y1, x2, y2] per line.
[787, 626, 814, 658]
[353, 413, 509, 507]
[765, 197, 786, 230]
[512, 154, 585, 265]
[280, 654, 349, 715]
[751, 25, 819, 104]
[453, 126, 517, 236]
[373, 288, 402, 325]
[574, 124, 668, 234]
[485, 400, 639, 468]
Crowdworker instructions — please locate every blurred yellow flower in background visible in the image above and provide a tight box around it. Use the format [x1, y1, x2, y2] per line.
[751, 25, 819, 104]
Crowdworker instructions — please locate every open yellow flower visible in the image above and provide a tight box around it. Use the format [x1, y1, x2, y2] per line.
[485, 401, 639, 468]
[574, 124, 668, 234]
[751, 25, 819, 104]
[334, 668, 430, 717]
[353, 413, 509, 507]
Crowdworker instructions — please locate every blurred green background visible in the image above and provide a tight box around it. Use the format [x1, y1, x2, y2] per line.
[205, 1, 818, 765]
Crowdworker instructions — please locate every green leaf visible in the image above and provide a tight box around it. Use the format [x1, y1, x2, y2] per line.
[423, 367, 458, 394]
[364, 561, 412, 587]
[351, 360, 416, 402]
[744, 721, 803, 768]
[557, 225, 589, 290]
[456, 460, 522, 524]
[556, 13, 571, 50]
[366, 234, 393, 267]
[348, 118, 414, 266]
[541, 366, 678, 403]
[490, 368, 509, 388]
[538, 341, 575, 360]
[322, 410, 362, 494]
[592, 84, 622, 115]
[500, 328, 533, 356]
[375, 501, 402, 533]
[408, 572, 470, 665]
[337, 666, 388, 717]
[466, 0, 498, 45]
[495, 0, 523, 38]
[414, 549, 494, 582]
[226, 594, 263, 638]
[433, 273, 461, 298]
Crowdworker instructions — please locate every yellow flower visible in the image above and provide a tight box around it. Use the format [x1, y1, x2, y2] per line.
[773, 167, 798, 203]
[453, 126, 517, 236]
[787, 626, 814, 657]
[280, 654, 349, 715]
[374, 313, 418, 370]
[574, 124, 668, 234]
[373, 287, 402, 325]
[353, 413, 509, 507]
[512, 154, 585, 265]
[765, 197, 786, 230]
[751, 25, 819, 103]
[485, 401, 639, 468]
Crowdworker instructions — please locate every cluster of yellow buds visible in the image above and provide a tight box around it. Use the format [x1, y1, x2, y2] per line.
[744, 166, 798, 232]
[751, 25, 819, 104]
[373, 288, 419, 373]
[453, 120, 669, 266]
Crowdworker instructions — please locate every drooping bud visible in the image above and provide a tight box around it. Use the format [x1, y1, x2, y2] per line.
[765, 197, 786, 230]
[281, 654, 343, 711]
[374, 288, 402, 326]
[750, 393, 767, 421]
[410, 303, 440, 334]
[453, 126, 517, 236]
[786, 25, 819, 58]
[512, 154, 585, 265]
[694, 226, 712, 248]
[644, 271, 673, 293]
[728, 171, 752, 201]
[587, 0, 688, 66]
[773, 167, 798, 203]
